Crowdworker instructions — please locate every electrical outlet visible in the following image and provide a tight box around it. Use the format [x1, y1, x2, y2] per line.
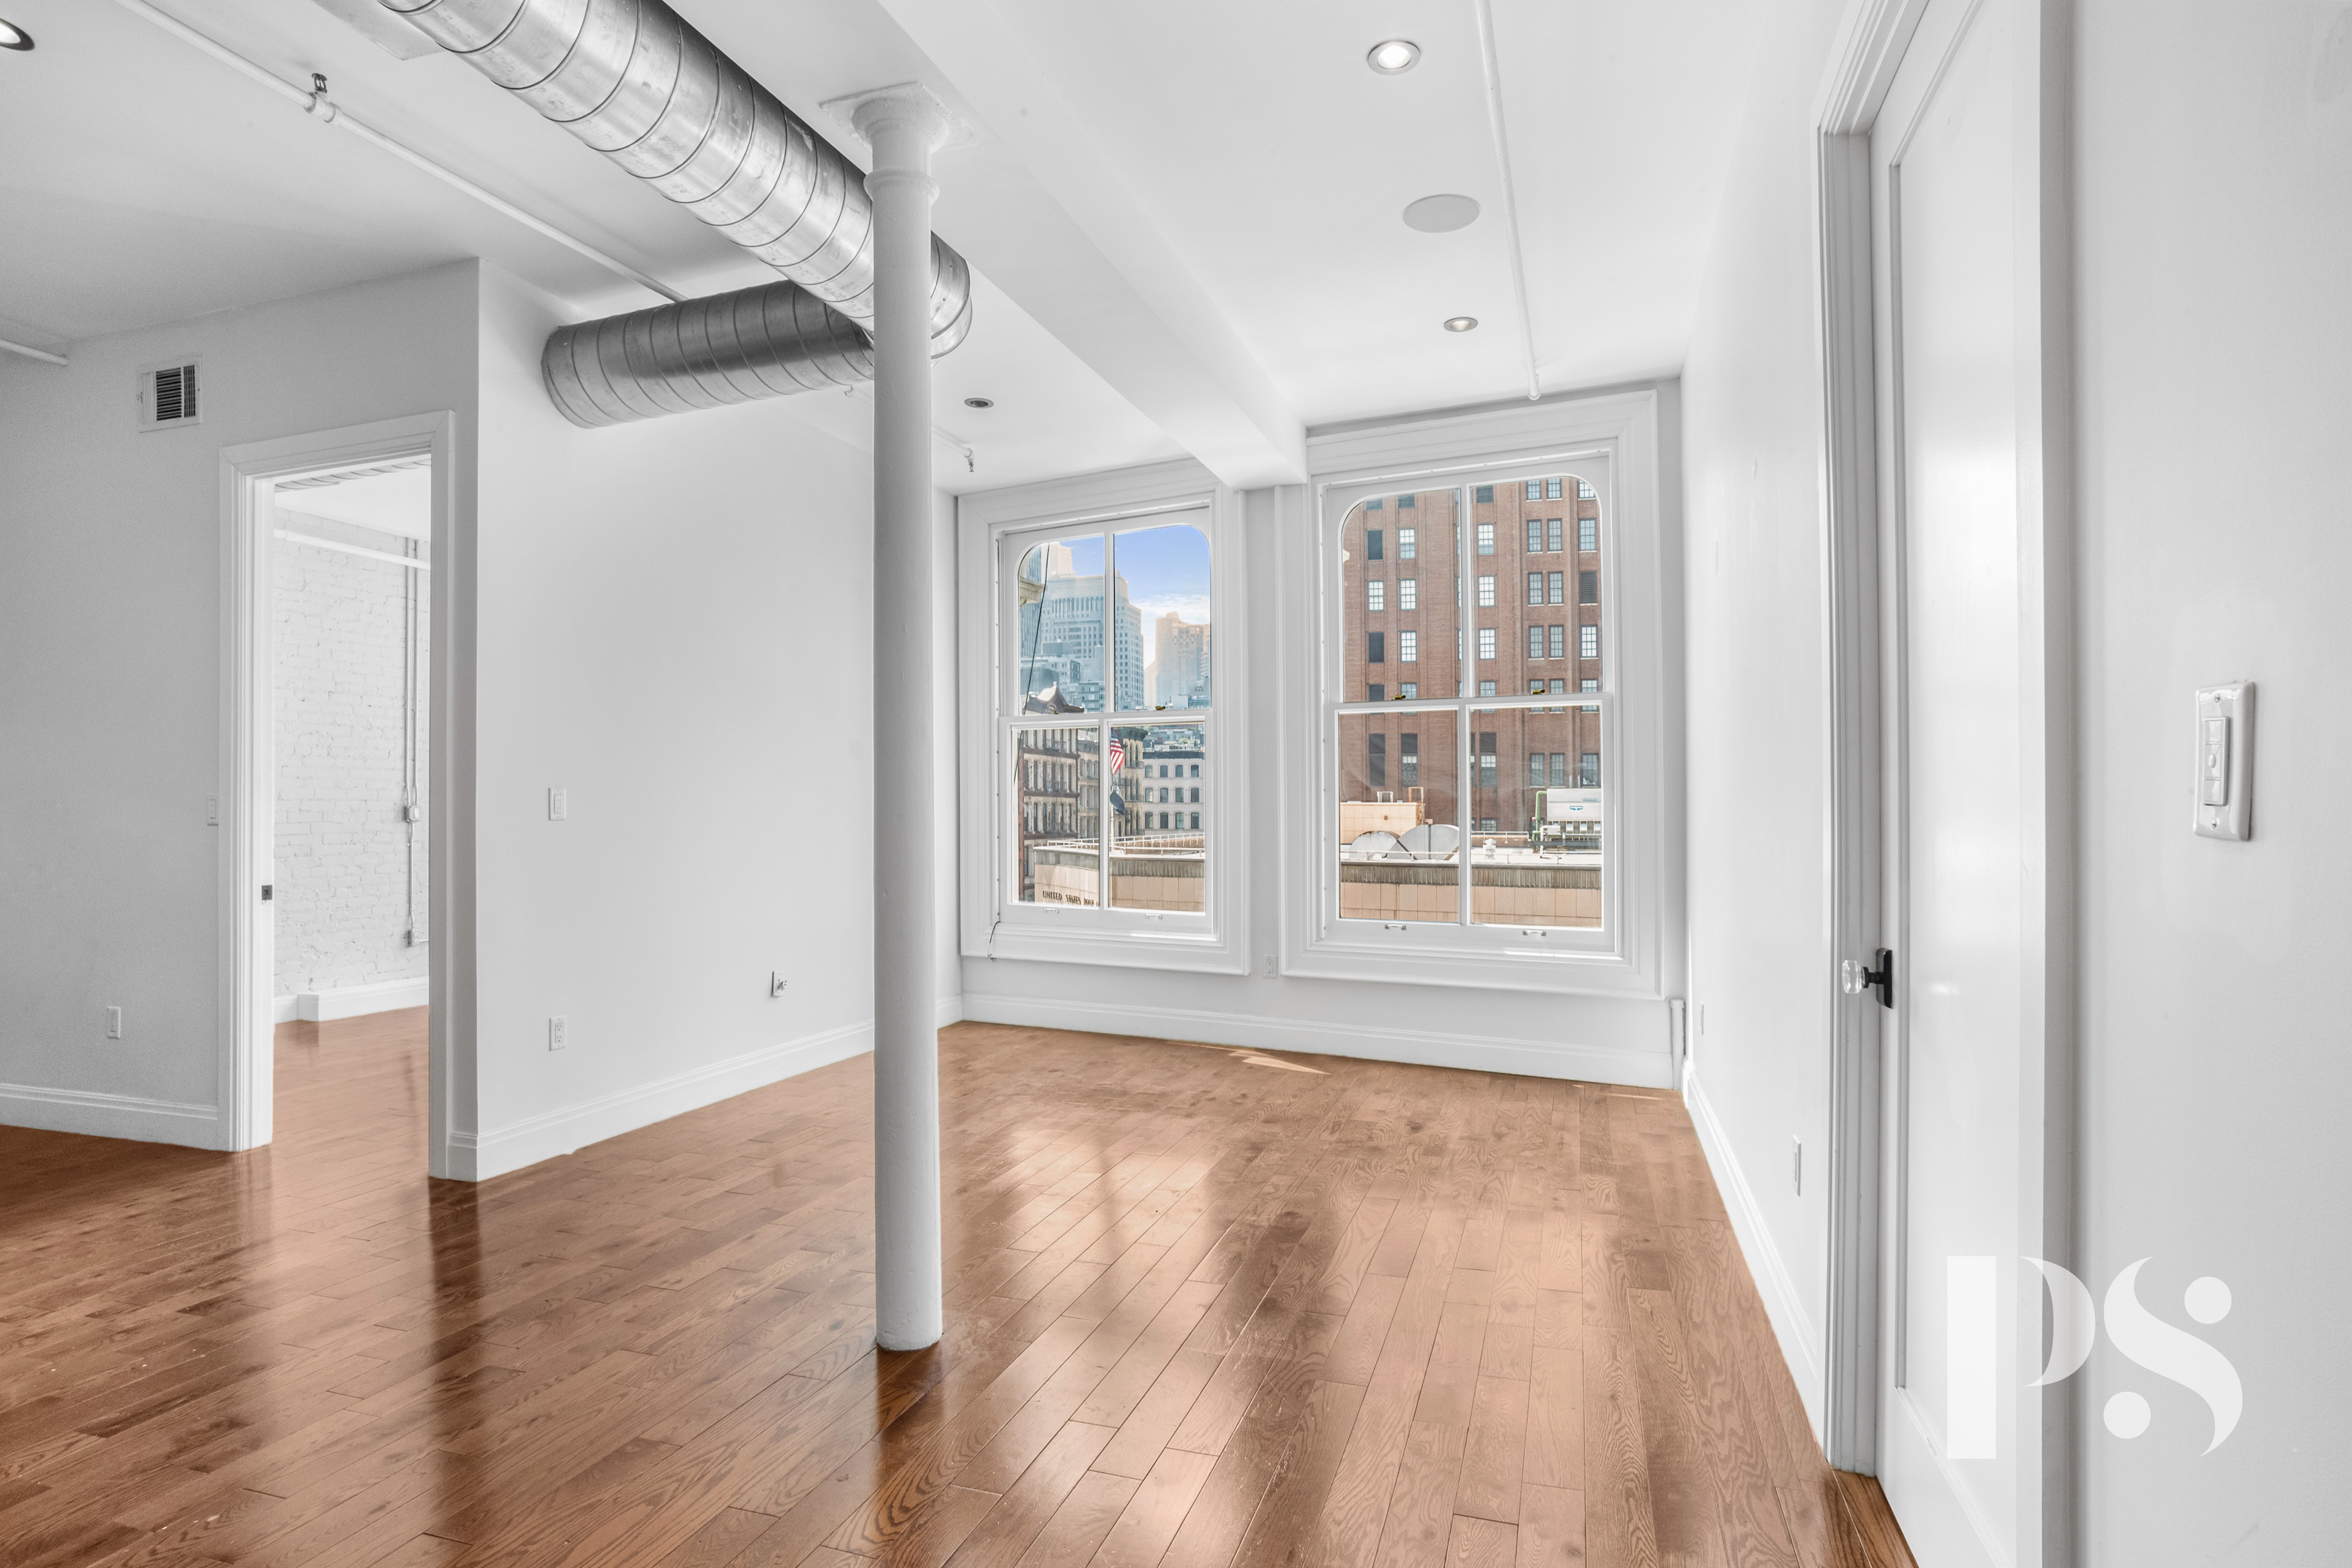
[548, 1015, 567, 1050]
[769, 971, 788, 997]
[1792, 1136, 1803, 1195]
[105, 1006, 123, 1041]
[1261, 955, 1277, 979]
[548, 787, 568, 822]
[205, 794, 219, 826]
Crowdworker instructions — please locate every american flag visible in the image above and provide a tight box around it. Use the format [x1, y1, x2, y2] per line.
[1108, 737, 1126, 773]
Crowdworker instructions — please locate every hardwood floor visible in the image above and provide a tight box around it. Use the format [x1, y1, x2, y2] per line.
[0, 1012, 1914, 1568]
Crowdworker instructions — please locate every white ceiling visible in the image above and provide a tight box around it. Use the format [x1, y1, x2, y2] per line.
[1, 0, 1766, 492]
[275, 463, 432, 538]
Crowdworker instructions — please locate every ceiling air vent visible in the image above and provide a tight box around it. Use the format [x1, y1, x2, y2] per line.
[138, 359, 201, 431]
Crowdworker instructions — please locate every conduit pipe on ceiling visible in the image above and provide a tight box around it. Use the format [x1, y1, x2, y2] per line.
[1, 336, 69, 366]
[110, 0, 682, 302]
[382, 0, 976, 430]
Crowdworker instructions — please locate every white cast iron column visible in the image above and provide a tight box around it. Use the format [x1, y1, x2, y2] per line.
[856, 88, 947, 1352]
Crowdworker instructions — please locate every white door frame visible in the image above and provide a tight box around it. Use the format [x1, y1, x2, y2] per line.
[1810, 2, 2076, 1558]
[218, 411, 458, 1158]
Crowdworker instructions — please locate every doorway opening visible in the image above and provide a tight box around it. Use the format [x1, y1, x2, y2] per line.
[220, 412, 453, 1165]
[268, 458, 433, 1137]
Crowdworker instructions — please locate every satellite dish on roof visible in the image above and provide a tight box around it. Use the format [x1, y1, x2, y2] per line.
[1350, 830, 1402, 856]
[1398, 823, 1459, 859]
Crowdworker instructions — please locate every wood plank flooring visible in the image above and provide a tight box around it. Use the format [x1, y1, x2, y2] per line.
[0, 1011, 1914, 1568]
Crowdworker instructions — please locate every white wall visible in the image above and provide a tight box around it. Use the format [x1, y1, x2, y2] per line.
[274, 528, 428, 1001]
[0, 264, 480, 1146]
[457, 265, 892, 1178]
[1673, 0, 1854, 1429]
[1679, 0, 2352, 1552]
[2070, 4, 2351, 1559]
[959, 478, 1680, 1084]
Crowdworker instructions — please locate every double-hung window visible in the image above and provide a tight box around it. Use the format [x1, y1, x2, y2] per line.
[962, 465, 1245, 973]
[1301, 389, 1665, 997]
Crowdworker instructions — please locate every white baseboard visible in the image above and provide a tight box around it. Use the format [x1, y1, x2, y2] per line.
[277, 976, 429, 1024]
[936, 995, 964, 1028]
[0, 1080, 220, 1146]
[442, 1018, 875, 1182]
[1882, 1386, 2008, 1568]
[1683, 1068, 1824, 1436]
[955, 992, 1671, 1087]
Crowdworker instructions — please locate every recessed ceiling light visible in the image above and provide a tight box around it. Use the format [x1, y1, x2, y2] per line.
[963, 396, 995, 410]
[1403, 195, 1481, 234]
[1366, 39, 1419, 75]
[1443, 317, 1479, 333]
[0, 18, 34, 51]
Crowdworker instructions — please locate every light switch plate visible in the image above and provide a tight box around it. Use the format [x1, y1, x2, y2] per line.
[2192, 682, 2254, 841]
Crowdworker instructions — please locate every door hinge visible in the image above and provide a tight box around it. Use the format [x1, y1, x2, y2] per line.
[1841, 947, 1892, 1009]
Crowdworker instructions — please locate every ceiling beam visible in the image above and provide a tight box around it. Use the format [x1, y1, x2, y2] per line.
[869, 0, 1306, 489]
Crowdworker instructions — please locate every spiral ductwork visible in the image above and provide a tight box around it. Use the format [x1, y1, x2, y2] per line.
[542, 278, 874, 426]
[382, 0, 974, 425]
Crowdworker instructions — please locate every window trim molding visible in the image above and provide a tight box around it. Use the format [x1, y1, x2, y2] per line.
[958, 458, 1248, 975]
[1282, 389, 1674, 998]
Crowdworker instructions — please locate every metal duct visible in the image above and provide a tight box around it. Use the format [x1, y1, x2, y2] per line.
[383, 0, 974, 424]
[542, 277, 873, 426]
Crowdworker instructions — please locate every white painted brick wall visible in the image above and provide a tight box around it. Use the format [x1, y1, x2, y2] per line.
[274, 538, 428, 997]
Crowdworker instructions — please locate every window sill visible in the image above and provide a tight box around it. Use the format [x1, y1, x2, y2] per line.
[975, 918, 1248, 976]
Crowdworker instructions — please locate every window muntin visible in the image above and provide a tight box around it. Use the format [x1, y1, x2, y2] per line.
[1399, 578, 1417, 611]
[1327, 471, 1608, 941]
[1579, 517, 1598, 552]
[1581, 624, 1599, 659]
[1399, 528, 1417, 559]
[1400, 629, 1419, 662]
[1368, 579, 1385, 613]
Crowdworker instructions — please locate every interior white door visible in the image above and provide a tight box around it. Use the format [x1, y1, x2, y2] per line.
[1874, 0, 2032, 1563]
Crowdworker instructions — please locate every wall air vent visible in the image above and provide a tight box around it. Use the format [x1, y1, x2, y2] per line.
[138, 359, 201, 431]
